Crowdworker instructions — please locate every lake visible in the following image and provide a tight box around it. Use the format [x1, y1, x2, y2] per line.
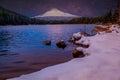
[0, 24, 96, 80]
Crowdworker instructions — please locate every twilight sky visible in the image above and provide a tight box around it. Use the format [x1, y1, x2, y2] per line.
[0, 0, 119, 17]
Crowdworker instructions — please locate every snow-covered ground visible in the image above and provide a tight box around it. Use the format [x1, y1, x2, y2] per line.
[8, 24, 120, 80]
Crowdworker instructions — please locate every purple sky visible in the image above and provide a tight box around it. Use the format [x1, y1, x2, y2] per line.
[0, 0, 119, 17]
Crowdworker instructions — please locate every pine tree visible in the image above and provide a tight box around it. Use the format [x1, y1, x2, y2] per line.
[103, 10, 113, 23]
[113, 2, 120, 23]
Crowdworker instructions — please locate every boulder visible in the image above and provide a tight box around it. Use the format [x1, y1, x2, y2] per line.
[73, 42, 89, 48]
[75, 39, 90, 48]
[72, 32, 82, 41]
[81, 32, 91, 36]
[68, 38, 76, 44]
[72, 49, 85, 58]
[56, 40, 67, 49]
[68, 38, 74, 42]
[73, 37, 81, 41]
[81, 44, 89, 48]
[68, 32, 82, 44]
[44, 40, 51, 45]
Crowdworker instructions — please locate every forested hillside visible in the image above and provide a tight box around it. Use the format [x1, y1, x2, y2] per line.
[0, 6, 31, 25]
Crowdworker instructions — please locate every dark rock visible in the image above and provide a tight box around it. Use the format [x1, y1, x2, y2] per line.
[44, 40, 51, 45]
[72, 32, 82, 41]
[72, 49, 85, 58]
[81, 44, 89, 48]
[56, 40, 67, 49]
[81, 32, 91, 36]
[68, 37, 81, 44]
[78, 43, 89, 48]
[68, 33, 82, 43]
[73, 36, 81, 41]
[73, 43, 81, 46]
[74, 43, 89, 48]
[68, 38, 74, 42]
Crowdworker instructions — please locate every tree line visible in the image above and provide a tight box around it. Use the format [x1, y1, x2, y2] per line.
[0, 6, 48, 25]
[68, 10, 119, 24]
[0, 5, 119, 25]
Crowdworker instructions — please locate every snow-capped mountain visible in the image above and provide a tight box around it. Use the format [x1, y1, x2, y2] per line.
[32, 8, 79, 21]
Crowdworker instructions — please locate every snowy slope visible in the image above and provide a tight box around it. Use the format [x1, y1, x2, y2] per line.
[32, 8, 79, 21]
[8, 24, 120, 80]
[34, 8, 79, 17]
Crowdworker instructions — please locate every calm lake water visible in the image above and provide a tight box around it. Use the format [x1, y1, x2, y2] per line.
[0, 24, 96, 80]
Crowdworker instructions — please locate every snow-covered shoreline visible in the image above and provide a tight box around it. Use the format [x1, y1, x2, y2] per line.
[8, 24, 120, 80]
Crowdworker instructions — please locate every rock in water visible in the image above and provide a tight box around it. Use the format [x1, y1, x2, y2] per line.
[56, 40, 67, 49]
[44, 40, 51, 45]
[68, 38, 74, 42]
[81, 32, 91, 36]
[72, 49, 85, 58]
[72, 32, 82, 41]
[68, 32, 82, 44]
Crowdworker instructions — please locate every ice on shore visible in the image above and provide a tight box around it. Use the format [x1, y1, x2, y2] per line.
[8, 24, 120, 80]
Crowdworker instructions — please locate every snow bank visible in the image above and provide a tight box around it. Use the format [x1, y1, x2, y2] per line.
[8, 24, 120, 80]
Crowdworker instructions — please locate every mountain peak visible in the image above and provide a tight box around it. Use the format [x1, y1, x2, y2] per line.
[34, 8, 79, 18]
[50, 8, 60, 11]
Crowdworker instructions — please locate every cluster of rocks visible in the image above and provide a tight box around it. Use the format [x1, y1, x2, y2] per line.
[44, 40, 67, 49]
[92, 24, 120, 35]
[43, 32, 91, 58]
[68, 32, 90, 48]
[71, 24, 120, 58]
[69, 32, 90, 58]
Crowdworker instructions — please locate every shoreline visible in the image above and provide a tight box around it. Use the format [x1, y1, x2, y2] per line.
[0, 49, 73, 80]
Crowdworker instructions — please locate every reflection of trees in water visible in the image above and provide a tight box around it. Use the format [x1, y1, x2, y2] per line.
[0, 30, 12, 49]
